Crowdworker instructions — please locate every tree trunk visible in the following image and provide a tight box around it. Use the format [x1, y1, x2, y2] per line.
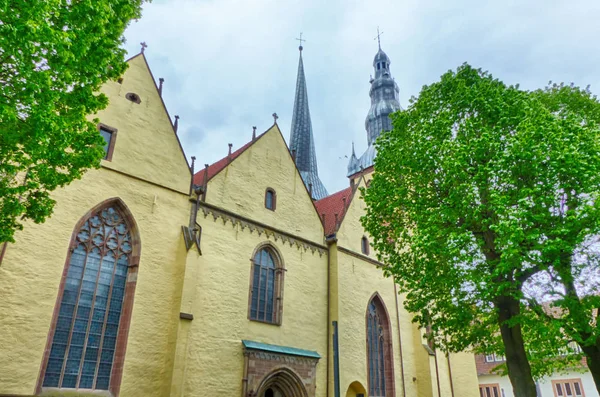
[582, 345, 600, 395]
[496, 295, 538, 397]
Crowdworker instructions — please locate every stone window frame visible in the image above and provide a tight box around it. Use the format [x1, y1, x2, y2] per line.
[247, 242, 285, 326]
[98, 123, 118, 162]
[479, 383, 501, 397]
[125, 92, 141, 104]
[365, 292, 395, 397]
[265, 188, 277, 211]
[552, 378, 585, 397]
[36, 197, 141, 397]
[361, 236, 370, 256]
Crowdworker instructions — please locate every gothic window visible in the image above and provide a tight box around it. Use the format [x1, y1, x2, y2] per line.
[265, 188, 276, 211]
[367, 294, 394, 397]
[249, 245, 283, 324]
[40, 201, 139, 394]
[361, 236, 370, 255]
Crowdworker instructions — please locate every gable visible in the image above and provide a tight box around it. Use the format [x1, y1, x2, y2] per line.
[335, 177, 375, 257]
[314, 186, 354, 236]
[94, 53, 191, 193]
[203, 125, 324, 244]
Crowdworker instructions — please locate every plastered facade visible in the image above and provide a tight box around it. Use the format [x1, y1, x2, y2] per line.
[477, 360, 599, 397]
[0, 53, 479, 397]
[0, 53, 190, 396]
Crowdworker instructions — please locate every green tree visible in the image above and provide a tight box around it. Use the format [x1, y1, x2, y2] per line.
[361, 64, 600, 397]
[0, 0, 148, 243]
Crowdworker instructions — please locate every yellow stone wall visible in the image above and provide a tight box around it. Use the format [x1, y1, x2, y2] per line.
[97, 54, 191, 194]
[0, 53, 191, 397]
[174, 127, 329, 396]
[204, 126, 324, 244]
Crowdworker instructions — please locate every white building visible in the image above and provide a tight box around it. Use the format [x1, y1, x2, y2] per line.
[476, 353, 597, 397]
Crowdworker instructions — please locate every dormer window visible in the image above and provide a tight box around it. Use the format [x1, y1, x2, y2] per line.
[361, 236, 370, 255]
[265, 188, 276, 211]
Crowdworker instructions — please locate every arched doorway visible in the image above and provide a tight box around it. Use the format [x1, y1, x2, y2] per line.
[346, 380, 367, 397]
[263, 387, 284, 397]
[256, 368, 308, 397]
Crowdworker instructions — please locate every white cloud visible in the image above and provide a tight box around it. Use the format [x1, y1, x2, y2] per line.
[124, 0, 600, 193]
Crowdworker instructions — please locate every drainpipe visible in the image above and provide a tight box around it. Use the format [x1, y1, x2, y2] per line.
[447, 353, 455, 397]
[0, 242, 7, 267]
[393, 282, 407, 397]
[326, 238, 331, 397]
[434, 349, 442, 397]
[333, 320, 341, 397]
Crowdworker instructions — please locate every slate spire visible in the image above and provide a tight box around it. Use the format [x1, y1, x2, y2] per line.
[289, 43, 328, 200]
[347, 39, 401, 177]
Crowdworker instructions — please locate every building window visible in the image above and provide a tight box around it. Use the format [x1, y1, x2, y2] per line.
[98, 124, 117, 161]
[125, 92, 141, 104]
[39, 199, 139, 395]
[377, 63, 381, 70]
[485, 353, 505, 362]
[249, 245, 284, 324]
[265, 188, 276, 211]
[361, 236, 370, 255]
[367, 294, 394, 396]
[553, 379, 584, 397]
[479, 384, 501, 397]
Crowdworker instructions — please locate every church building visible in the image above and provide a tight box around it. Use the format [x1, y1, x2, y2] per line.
[0, 40, 479, 397]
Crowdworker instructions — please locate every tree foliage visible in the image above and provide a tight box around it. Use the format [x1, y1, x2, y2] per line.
[0, 0, 147, 243]
[361, 64, 600, 396]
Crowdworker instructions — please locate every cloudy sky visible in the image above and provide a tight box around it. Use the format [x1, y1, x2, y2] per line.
[123, 0, 600, 194]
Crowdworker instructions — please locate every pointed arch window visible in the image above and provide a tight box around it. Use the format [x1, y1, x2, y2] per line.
[249, 245, 284, 324]
[367, 295, 395, 397]
[39, 201, 139, 394]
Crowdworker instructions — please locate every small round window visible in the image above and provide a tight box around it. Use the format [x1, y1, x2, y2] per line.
[125, 92, 141, 104]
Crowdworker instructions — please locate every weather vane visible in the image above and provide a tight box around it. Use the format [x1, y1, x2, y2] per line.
[296, 32, 306, 51]
[374, 27, 383, 49]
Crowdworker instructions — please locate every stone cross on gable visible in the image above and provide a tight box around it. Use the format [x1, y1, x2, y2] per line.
[140, 42, 148, 53]
[272, 113, 279, 123]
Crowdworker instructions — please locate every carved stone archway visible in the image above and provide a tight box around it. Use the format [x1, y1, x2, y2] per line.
[242, 340, 320, 397]
[256, 368, 308, 397]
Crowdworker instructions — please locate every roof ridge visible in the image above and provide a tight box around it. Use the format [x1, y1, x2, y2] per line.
[192, 128, 271, 186]
[314, 184, 357, 235]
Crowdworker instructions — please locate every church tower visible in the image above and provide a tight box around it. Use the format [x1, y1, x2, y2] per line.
[289, 42, 328, 200]
[347, 39, 401, 177]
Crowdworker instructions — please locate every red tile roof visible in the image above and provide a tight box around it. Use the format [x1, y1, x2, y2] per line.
[192, 132, 266, 185]
[314, 186, 355, 235]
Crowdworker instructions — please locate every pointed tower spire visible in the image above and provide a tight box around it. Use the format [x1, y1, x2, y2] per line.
[289, 36, 328, 200]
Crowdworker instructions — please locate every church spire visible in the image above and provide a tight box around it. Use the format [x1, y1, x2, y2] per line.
[289, 37, 328, 200]
[347, 32, 402, 177]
